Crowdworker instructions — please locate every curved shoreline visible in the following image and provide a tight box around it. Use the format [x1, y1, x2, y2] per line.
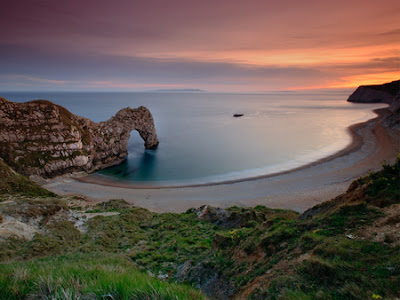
[76, 108, 386, 189]
[42, 107, 400, 213]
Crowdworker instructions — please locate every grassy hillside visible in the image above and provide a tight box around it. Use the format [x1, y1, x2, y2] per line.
[0, 254, 205, 300]
[0, 156, 399, 299]
[0, 158, 55, 198]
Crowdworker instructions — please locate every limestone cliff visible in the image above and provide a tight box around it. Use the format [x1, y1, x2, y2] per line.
[382, 91, 400, 130]
[347, 79, 400, 130]
[347, 79, 399, 104]
[0, 97, 159, 177]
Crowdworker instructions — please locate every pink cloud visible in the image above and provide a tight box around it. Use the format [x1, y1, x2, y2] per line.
[0, 0, 399, 91]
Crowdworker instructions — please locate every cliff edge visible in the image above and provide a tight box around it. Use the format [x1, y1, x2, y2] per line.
[382, 90, 400, 130]
[0, 97, 159, 177]
[347, 79, 400, 130]
[347, 79, 400, 104]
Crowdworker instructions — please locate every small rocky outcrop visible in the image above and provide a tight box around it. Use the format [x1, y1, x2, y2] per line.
[193, 205, 266, 228]
[0, 97, 159, 177]
[347, 79, 399, 104]
[176, 260, 234, 300]
[194, 205, 231, 225]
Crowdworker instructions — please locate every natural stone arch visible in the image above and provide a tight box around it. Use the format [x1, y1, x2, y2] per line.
[0, 97, 159, 177]
[102, 106, 159, 150]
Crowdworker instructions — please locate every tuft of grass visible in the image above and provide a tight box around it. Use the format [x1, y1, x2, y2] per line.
[293, 237, 400, 299]
[260, 220, 300, 254]
[0, 253, 206, 299]
[90, 198, 133, 212]
[357, 154, 400, 207]
[311, 203, 383, 237]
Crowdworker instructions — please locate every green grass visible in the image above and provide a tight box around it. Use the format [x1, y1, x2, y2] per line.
[0, 156, 399, 299]
[0, 253, 206, 299]
[202, 156, 400, 298]
[0, 201, 228, 275]
[310, 203, 383, 237]
[358, 154, 400, 207]
[2, 194, 397, 299]
[0, 158, 55, 197]
[295, 238, 400, 299]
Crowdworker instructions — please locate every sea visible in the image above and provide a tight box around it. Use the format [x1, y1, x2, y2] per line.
[1, 91, 386, 186]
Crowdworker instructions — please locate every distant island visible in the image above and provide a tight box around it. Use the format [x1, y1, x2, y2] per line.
[152, 88, 205, 92]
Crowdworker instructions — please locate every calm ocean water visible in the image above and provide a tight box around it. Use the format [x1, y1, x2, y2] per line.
[2, 91, 385, 185]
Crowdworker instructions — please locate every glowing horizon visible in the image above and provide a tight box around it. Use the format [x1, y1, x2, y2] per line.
[0, 0, 399, 92]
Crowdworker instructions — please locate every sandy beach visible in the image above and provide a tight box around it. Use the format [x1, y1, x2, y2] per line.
[41, 108, 400, 213]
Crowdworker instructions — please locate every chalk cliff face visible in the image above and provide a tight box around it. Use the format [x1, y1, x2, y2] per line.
[0, 97, 159, 177]
[347, 79, 399, 104]
[347, 80, 400, 130]
[383, 91, 400, 130]
[388, 91, 400, 113]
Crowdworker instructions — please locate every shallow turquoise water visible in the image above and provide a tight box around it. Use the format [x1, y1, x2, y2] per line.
[2, 91, 385, 185]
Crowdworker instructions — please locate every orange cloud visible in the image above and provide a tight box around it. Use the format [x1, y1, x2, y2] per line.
[328, 72, 400, 88]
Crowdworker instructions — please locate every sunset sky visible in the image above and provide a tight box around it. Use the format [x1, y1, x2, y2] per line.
[1, 0, 399, 92]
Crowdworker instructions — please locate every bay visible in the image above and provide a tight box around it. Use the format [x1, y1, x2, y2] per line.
[1, 91, 385, 185]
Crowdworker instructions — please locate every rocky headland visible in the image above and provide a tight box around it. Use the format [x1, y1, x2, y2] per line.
[347, 79, 399, 104]
[347, 79, 400, 130]
[0, 97, 159, 177]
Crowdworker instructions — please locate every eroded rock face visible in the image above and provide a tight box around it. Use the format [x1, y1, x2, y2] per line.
[383, 91, 400, 130]
[0, 97, 159, 177]
[388, 91, 400, 113]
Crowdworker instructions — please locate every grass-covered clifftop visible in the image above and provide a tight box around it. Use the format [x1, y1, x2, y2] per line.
[0, 158, 55, 197]
[0, 254, 205, 300]
[0, 157, 399, 299]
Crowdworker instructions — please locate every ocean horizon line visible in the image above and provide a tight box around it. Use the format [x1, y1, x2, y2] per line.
[0, 88, 355, 95]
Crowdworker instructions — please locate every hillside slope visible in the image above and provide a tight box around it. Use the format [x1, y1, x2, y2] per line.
[0, 156, 399, 299]
[0, 158, 55, 197]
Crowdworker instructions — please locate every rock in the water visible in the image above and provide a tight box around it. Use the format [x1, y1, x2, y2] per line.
[0, 97, 159, 177]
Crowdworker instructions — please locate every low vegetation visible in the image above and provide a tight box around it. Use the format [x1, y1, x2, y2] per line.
[0, 156, 399, 299]
[0, 158, 55, 198]
[0, 254, 205, 300]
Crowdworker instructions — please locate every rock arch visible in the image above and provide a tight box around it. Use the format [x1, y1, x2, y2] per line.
[0, 97, 159, 177]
